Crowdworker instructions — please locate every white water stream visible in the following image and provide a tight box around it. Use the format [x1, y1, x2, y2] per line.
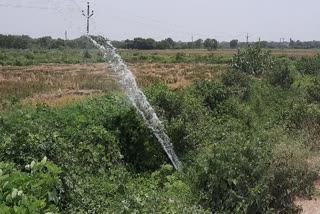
[88, 37, 182, 170]
[47, 0, 182, 170]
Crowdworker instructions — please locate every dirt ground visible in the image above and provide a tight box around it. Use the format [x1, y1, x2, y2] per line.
[295, 180, 320, 214]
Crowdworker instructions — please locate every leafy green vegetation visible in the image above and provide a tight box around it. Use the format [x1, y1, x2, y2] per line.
[0, 160, 62, 213]
[231, 46, 274, 76]
[0, 48, 231, 66]
[1, 47, 320, 213]
[296, 54, 320, 75]
[0, 49, 105, 66]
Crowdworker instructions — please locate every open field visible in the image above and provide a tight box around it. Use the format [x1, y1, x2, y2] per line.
[1, 48, 320, 66]
[0, 62, 225, 109]
[121, 48, 320, 57]
[0, 63, 116, 110]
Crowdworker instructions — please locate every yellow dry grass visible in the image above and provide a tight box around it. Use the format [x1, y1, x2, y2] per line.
[0, 62, 224, 108]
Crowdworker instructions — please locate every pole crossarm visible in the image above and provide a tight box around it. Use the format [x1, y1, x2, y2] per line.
[82, 2, 94, 34]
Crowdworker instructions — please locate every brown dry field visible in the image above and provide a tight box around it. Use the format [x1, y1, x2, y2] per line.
[0, 63, 225, 108]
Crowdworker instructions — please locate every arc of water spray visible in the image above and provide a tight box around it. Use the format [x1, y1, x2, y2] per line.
[87, 36, 182, 170]
[46, 0, 182, 170]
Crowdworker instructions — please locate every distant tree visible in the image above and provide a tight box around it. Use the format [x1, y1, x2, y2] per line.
[230, 39, 238, 49]
[260, 41, 268, 48]
[165, 38, 175, 48]
[295, 40, 304, 49]
[111, 40, 127, 49]
[204, 38, 218, 51]
[37, 36, 53, 49]
[125, 39, 134, 49]
[157, 40, 171, 49]
[145, 38, 156, 49]
[194, 39, 203, 49]
[289, 38, 295, 48]
[50, 39, 65, 49]
[132, 38, 156, 49]
[254, 40, 268, 48]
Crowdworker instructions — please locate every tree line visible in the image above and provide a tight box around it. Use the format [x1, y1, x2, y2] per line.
[0, 34, 320, 50]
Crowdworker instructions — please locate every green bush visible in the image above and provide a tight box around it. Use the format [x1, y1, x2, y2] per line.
[193, 80, 229, 111]
[307, 77, 320, 102]
[175, 52, 186, 62]
[221, 69, 251, 99]
[83, 50, 92, 59]
[296, 55, 320, 75]
[193, 139, 316, 213]
[0, 159, 62, 213]
[231, 46, 274, 76]
[267, 58, 295, 89]
[267, 142, 317, 210]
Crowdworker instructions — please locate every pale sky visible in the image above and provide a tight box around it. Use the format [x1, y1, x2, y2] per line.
[0, 0, 319, 42]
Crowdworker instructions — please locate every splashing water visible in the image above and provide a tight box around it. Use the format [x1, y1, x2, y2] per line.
[88, 36, 182, 170]
[45, 0, 182, 170]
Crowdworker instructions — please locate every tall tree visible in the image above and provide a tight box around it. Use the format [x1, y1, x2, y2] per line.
[230, 39, 238, 49]
[204, 38, 218, 51]
[194, 39, 203, 49]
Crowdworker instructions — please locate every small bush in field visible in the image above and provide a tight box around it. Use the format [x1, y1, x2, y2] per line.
[267, 58, 295, 89]
[268, 142, 317, 210]
[221, 69, 251, 99]
[83, 49, 92, 59]
[307, 77, 320, 102]
[175, 52, 186, 62]
[193, 140, 316, 214]
[193, 80, 229, 110]
[296, 55, 320, 75]
[231, 46, 274, 76]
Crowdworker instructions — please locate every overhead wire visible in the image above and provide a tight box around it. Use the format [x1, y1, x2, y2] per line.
[0, 0, 253, 41]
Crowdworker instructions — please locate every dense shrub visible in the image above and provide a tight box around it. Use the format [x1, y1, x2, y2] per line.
[83, 49, 92, 59]
[268, 142, 317, 210]
[296, 55, 320, 75]
[0, 159, 62, 213]
[307, 77, 320, 102]
[193, 139, 316, 213]
[231, 46, 274, 76]
[221, 69, 251, 99]
[286, 102, 320, 149]
[175, 52, 186, 62]
[193, 80, 229, 111]
[267, 58, 295, 89]
[0, 96, 207, 212]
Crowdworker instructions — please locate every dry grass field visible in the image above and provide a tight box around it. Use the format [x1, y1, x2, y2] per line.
[0, 62, 225, 109]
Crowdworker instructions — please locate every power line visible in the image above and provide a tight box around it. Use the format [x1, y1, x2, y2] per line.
[0, 1, 249, 41]
[0, 3, 55, 10]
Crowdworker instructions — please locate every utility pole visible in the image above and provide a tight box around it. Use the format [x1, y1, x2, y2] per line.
[82, 2, 94, 35]
[280, 38, 285, 49]
[246, 33, 249, 45]
[258, 37, 261, 48]
[191, 34, 194, 49]
[65, 31, 68, 40]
